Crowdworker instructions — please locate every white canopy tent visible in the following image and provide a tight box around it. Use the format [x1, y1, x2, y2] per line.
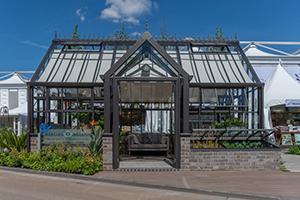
[264, 62, 300, 128]
[0, 72, 27, 84]
[244, 44, 280, 57]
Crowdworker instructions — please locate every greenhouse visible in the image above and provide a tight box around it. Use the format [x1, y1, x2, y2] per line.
[28, 32, 278, 170]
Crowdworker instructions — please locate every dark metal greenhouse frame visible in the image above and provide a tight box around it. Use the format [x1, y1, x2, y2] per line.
[28, 32, 265, 169]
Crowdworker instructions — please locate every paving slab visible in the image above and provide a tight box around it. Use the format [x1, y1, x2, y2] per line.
[119, 160, 173, 169]
[281, 153, 300, 172]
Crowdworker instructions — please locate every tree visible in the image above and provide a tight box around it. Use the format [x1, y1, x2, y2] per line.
[159, 25, 175, 40]
[215, 26, 224, 40]
[72, 24, 80, 39]
[114, 22, 129, 39]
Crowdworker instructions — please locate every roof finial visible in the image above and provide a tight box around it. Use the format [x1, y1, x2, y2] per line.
[144, 19, 149, 32]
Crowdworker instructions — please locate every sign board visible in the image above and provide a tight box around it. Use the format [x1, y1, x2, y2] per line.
[285, 99, 300, 107]
[42, 129, 92, 146]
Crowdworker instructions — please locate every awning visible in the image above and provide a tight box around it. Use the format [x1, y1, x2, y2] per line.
[286, 99, 300, 107]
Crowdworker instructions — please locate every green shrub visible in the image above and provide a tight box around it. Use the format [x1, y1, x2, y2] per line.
[0, 145, 102, 175]
[222, 141, 263, 149]
[287, 146, 300, 155]
[88, 127, 103, 156]
[212, 117, 245, 129]
[0, 128, 27, 152]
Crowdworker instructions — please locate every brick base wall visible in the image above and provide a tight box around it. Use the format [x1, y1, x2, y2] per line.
[180, 136, 191, 170]
[30, 134, 40, 152]
[189, 149, 281, 170]
[180, 136, 281, 170]
[103, 134, 113, 171]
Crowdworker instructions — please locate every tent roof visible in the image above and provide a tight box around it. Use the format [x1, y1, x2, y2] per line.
[253, 65, 300, 83]
[0, 72, 28, 85]
[264, 62, 300, 107]
[245, 44, 279, 57]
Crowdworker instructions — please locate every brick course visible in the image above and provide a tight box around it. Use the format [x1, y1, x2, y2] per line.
[180, 136, 281, 170]
[103, 134, 113, 171]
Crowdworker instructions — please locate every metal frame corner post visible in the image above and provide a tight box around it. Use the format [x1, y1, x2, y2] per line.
[112, 78, 119, 169]
[27, 85, 33, 152]
[258, 86, 264, 129]
[104, 78, 111, 133]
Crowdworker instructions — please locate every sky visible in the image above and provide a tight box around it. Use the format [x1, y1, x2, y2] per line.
[0, 0, 300, 71]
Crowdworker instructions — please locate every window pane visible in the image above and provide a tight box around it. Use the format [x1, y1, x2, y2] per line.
[9, 89, 18, 109]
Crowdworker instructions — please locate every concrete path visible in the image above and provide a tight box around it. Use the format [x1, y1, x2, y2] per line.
[281, 153, 300, 172]
[96, 170, 300, 200]
[0, 170, 254, 200]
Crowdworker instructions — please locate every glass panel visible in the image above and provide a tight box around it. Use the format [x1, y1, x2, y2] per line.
[34, 86, 45, 97]
[50, 100, 59, 110]
[49, 88, 59, 97]
[189, 87, 259, 130]
[94, 87, 104, 98]
[78, 88, 91, 98]
[189, 87, 199, 102]
[63, 100, 78, 110]
[202, 89, 217, 106]
[119, 81, 174, 103]
[62, 88, 77, 98]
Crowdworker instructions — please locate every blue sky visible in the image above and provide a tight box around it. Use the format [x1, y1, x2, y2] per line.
[0, 0, 300, 71]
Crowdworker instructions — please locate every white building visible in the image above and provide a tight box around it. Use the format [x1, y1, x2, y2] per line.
[243, 42, 300, 144]
[0, 72, 29, 134]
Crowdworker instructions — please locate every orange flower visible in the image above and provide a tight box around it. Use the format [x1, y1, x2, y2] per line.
[90, 119, 97, 126]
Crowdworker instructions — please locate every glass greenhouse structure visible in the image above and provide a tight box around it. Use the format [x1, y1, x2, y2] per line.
[28, 32, 268, 169]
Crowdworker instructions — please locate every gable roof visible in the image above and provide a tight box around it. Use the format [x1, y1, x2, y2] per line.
[103, 32, 189, 79]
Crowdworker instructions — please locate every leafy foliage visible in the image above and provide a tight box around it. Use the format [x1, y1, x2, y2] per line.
[287, 145, 300, 155]
[192, 140, 264, 149]
[222, 141, 263, 149]
[0, 128, 27, 152]
[0, 145, 102, 175]
[192, 140, 220, 149]
[212, 117, 245, 129]
[114, 22, 129, 40]
[72, 112, 92, 126]
[88, 127, 103, 157]
[72, 24, 80, 39]
[119, 130, 127, 155]
[215, 26, 224, 40]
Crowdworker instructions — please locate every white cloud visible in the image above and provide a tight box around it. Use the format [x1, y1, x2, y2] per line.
[21, 40, 48, 49]
[76, 8, 87, 21]
[131, 31, 141, 37]
[100, 0, 155, 25]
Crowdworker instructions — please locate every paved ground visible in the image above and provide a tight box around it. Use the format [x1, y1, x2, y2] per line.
[281, 153, 300, 172]
[95, 170, 300, 200]
[119, 159, 173, 170]
[1, 152, 300, 200]
[0, 170, 255, 200]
